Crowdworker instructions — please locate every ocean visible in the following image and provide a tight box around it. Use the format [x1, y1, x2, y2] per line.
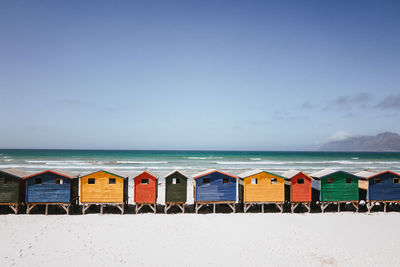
[1, 149, 400, 177]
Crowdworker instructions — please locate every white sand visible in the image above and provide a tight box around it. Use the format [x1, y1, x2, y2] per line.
[1, 212, 400, 267]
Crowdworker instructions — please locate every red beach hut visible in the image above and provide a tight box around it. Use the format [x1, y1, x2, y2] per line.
[133, 171, 158, 213]
[283, 170, 313, 213]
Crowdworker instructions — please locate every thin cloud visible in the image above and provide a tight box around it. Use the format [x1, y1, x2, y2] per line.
[323, 93, 372, 111]
[375, 94, 400, 110]
[301, 101, 314, 109]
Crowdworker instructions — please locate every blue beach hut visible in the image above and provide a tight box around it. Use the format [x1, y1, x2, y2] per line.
[358, 170, 400, 213]
[193, 169, 238, 213]
[24, 169, 79, 215]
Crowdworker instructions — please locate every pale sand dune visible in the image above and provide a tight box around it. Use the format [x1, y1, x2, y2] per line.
[1, 213, 400, 267]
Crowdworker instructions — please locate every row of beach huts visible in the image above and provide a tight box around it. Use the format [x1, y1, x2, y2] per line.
[0, 168, 399, 214]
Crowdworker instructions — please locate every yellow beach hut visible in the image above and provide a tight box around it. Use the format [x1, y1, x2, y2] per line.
[239, 169, 286, 213]
[80, 170, 128, 214]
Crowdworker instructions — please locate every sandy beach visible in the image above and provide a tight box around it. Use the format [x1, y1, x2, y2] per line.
[1, 212, 399, 267]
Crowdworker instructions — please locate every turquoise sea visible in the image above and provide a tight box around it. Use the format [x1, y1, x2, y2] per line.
[1, 149, 400, 177]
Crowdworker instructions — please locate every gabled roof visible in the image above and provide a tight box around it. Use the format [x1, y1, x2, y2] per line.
[164, 170, 188, 179]
[310, 169, 338, 179]
[81, 170, 127, 179]
[311, 169, 359, 179]
[133, 170, 158, 179]
[238, 169, 263, 178]
[354, 169, 380, 179]
[193, 169, 238, 179]
[282, 169, 313, 180]
[238, 169, 286, 179]
[0, 168, 30, 179]
[363, 170, 400, 179]
[24, 169, 78, 180]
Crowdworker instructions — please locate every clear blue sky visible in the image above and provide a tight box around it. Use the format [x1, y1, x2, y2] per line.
[1, 1, 399, 150]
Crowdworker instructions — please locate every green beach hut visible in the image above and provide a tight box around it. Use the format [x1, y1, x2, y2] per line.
[0, 168, 29, 214]
[311, 169, 360, 212]
[164, 170, 188, 213]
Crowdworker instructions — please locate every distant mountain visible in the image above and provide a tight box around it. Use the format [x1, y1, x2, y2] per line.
[319, 132, 400, 152]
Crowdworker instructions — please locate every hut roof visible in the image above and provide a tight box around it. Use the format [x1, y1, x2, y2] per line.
[23, 169, 78, 180]
[282, 169, 313, 180]
[193, 169, 238, 179]
[363, 170, 400, 179]
[311, 169, 359, 179]
[354, 169, 380, 179]
[81, 170, 127, 179]
[310, 169, 338, 179]
[238, 169, 287, 179]
[164, 170, 188, 179]
[134, 170, 158, 179]
[238, 169, 263, 178]
[0, 168, 30, 178]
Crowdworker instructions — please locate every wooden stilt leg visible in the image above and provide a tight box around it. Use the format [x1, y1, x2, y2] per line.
[321, 203, 325, 213]
[153, 204, 156, 214]
[213, 203, 216, 213]
[181, 204, 185, 213]
[100, 204, 104, 215]
[9, 204, 18, 214]
[45, 204, 49, 215]
[164, 204, 167, 214]
[384, 202, 387, 213]
[262, 203, 264, 213]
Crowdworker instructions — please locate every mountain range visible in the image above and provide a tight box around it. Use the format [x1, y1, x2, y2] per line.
[319, 132, 400, 152]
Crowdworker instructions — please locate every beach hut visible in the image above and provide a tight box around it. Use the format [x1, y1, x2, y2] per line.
[80, 170, 128, 214]
[311, 169, 360, 212]
[357, 170, 400, 213]
[354, 169, 378, 204]
[24, 169, 79, 215]
[0, 168, 29, 214]
[238, 169, 286, 213]
[164, 170, 188, 213]
[282, 170, 314, 213]
[133, 171, 158, 213]
[193, 169, 238, 213]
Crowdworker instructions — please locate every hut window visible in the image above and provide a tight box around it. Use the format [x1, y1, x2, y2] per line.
[223, 178, 229, 184]
[4, 178, 12, 184]
[34, 178, 42, 184]
[271, 178, 277, 184]
[393, 178, 399, 184]
[56, 178, 63, 184]
[172, 178, 180, 184]
[251, 178, 257, 184]
[88, 178, 95, 184]
[327, 178, 334, 184]
[109, 178, 116, 184]
[203, 178, 210, 184]
[374, 178, 382, 184]
[346, 178, 352, 184]
[141, 179, 149, 184]
[297, 178, 304, 184]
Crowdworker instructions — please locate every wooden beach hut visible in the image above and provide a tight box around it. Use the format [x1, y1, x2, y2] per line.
[0, 168, 29, 214]
[24, 169, 79, 215]
[357, 170, 400, 213]
[164, 170, 188, 213]
[311, 169, 360, 212]
[80, 170, 128, 214]
[133, 171, 158, 214]
[238, 169, 286, 213]
[282, 170, 313, 213]
[193, 169, 238, 213]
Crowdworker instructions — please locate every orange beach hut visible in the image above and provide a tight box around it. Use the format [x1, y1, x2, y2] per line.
[238, 169, 286, 213]
[80, 170, 128, 214]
